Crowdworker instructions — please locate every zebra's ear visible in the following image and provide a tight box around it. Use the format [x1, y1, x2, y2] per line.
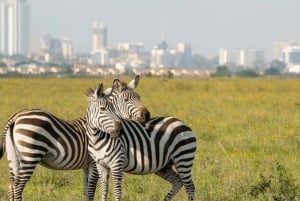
[113, 78, 122, 91]
[104, 87, 113, 96]
[106, 84, 117, 97]
[127, 75, 140, 89]
[95, 83, 104, 98]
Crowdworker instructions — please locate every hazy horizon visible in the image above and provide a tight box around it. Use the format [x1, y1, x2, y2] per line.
[29, 0, 300, 58]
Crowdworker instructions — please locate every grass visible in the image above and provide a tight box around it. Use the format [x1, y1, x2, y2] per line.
[0, 77, 300, 200]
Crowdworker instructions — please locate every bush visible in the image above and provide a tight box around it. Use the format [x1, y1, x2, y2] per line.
[250, 162, 300, 201]
[265, 67, 280, 76]
[211, 66, 231, 77]
[236, 70, 260, 77]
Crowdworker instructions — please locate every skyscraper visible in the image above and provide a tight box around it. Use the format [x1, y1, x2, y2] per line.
[177, 42, 192, 68]
[0, 1, 8, 54]
[90, 21, 109, 66]
[91, 21, 107, 52]
[272, 40, 297, 61]
[0, 0, 30, 56]
[61, 37, 73, 61]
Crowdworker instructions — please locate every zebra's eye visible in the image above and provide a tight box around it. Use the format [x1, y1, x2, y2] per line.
[124, 98, 129, 102]
[100, 107, 106, 111]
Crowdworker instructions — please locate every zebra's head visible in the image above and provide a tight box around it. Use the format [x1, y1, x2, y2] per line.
[106, 75, 150, 124]
[86, 83, 122, 138]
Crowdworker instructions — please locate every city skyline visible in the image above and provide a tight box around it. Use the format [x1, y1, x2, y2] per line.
[27, 0, 300, 59]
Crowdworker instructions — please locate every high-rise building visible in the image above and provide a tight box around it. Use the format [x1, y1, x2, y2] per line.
[272, 40, 297, 61]
[218, 48, 242, 70]
[150, 40, 169, 68]
[177, 42, 192, 68]
[117, 42, 144, 54]
[0, 0, 30, 56]
[150, 47, 168, 68]
[41, 34, 62, 62]
[282, 45, 300, 73]
[0, 1, 7, 54]
[90, 21, 109, 66]
[91, 21, 107, 52]
[219, 48, 266, 69]
[61, 37, 73, 61]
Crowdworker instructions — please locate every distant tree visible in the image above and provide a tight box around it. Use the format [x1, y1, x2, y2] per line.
[10, 54, 28, 62]
[192, 54, 218, 68]
[269, 60, 286, 72]
[235, 70, 260, 77]
[0, 62, 6, 67]
[252, 58, 267, 70]
[167, 70, 173, 78]
[265, 67, 280, 76]
[124, 68, 135, 76]
[63, 65, 73, 74]
[15, 61, 32, 66]
[211, 66, 231, 77]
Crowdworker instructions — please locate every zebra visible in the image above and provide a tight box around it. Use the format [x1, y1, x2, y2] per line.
[87, 88, 197, 200]
[0, 79, 148, 201]
[0, 109, 99, 201]
[108, 75, 150, 123]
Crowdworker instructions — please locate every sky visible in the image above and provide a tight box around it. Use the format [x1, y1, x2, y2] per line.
[29, 0, 300, 58]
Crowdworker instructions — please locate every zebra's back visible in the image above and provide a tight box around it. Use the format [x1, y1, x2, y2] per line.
[8, 109, 90, 170]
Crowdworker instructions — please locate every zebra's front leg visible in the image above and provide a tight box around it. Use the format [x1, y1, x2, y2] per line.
[97, 165, 110, 201]
[83, 162, 99, 201]
[155, 168, 183, 201]
[83, 168, 89, 200]
[110, 164, 124, 201]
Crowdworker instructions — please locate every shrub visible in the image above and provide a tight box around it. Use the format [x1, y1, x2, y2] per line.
[236, 69, 260, 77]
[250, 162, 300, 201]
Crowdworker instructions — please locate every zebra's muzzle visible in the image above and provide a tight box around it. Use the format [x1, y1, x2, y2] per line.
[137, 107, 150, 124]
[110, 121, 122, 138]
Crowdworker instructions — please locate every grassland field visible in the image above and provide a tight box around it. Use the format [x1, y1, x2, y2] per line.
[0, 77, 299, 201]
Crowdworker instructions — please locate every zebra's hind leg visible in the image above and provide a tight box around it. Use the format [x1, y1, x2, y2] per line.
[181, 177, 195, 201]
[13, 162, 39, 201]
[155, 167, 183, 201]
[8, 173, 15, 201]
[175, 166, 195, 201]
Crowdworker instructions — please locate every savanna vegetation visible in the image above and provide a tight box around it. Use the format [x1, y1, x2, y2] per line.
[0, 77, 300, 201]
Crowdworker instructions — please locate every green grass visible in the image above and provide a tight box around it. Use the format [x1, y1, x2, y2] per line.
[0, 77, 300, 200]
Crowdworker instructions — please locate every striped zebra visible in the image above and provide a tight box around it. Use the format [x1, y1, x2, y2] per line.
[108, 75, 150, 123]
[87, 88, 197, 200]
[0, 109, 99, 201]
[0, 78, 148, 201]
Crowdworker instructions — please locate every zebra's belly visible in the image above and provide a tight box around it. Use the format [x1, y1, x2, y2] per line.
[124, 167, 159, 174]
[123, 155, 168, 174]
[40, 152, 90, 170]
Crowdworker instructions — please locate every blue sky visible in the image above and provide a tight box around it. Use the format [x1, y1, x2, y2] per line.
[29, 0, 300, 58]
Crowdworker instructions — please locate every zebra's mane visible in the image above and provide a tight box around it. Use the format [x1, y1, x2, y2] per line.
[85, 88, 95, 96]
[104, 80, 129, 95]
[119, 80, 130, 90]
[85, 79, 129, 98]
[85, 87, 105, 97]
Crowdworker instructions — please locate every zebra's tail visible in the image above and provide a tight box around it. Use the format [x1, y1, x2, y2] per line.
[0, 111, 19, 159]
